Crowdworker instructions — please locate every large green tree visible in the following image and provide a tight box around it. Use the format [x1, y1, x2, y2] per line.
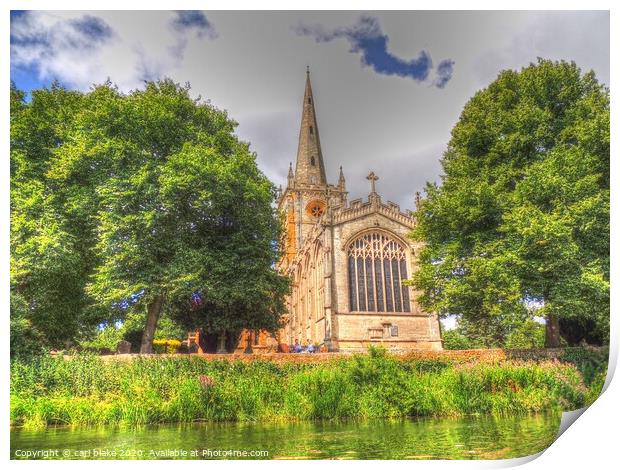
[412, 59, 609, 347]
[77, 80, 288, 353]
[11, 79, 289, 354]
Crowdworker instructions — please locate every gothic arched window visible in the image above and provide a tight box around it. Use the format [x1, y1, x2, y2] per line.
[347, 232, 411, 313]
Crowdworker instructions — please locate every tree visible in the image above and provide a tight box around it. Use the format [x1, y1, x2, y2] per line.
[74, 80, 288, 353]
[11, 79, 289, 353]
[412, 59, 609, 348]
[441, 328, 480, 350]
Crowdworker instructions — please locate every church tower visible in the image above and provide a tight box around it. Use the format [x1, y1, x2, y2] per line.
[275, 68, 442, 352]
[277, 67, 346, 265]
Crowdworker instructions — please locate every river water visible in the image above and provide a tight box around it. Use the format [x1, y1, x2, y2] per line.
[11, 412, 560, 460]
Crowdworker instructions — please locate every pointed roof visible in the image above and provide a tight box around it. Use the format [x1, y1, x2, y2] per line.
[338, 165, 346, 184]
[293, 67, 327, 186]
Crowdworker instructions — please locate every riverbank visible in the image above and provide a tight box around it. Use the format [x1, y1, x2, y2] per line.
[11, 347, 607, 428]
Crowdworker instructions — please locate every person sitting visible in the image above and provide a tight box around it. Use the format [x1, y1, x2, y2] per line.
[307, 343, 315, 353]
[293, 339, 302, 353]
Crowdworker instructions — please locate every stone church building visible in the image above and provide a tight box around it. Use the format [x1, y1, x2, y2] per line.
[272, 69, 442, 352]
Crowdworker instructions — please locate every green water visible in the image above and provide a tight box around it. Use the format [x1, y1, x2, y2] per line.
[11, 413, 560, 460]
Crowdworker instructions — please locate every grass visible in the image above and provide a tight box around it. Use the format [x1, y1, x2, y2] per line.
[10, 346, 607, 428]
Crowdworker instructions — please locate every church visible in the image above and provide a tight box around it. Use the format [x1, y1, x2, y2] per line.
[272, 69, 442, 352]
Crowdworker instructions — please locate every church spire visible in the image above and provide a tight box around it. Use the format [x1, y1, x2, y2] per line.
[338, 165, 346, 190]
[293, 67, 327, 186]
[287, 162, 294, 187]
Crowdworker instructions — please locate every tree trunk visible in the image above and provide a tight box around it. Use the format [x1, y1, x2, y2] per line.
[545, 312, 561, 348]
[140, 295, 164, 354]
[216, 332, 227, 354]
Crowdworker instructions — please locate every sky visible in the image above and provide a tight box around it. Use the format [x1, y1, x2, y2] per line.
[10, 10, 610, 209]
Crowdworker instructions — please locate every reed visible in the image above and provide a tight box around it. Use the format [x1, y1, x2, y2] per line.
[10, 347, 606, 428]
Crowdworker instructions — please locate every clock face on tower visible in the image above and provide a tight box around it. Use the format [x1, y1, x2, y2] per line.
[306, 199, 326, 218]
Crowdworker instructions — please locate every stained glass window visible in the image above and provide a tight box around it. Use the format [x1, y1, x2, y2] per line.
[347, 232, 411, 313]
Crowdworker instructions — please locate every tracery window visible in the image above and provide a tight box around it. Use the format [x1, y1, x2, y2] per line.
[347, 232, 411, 313]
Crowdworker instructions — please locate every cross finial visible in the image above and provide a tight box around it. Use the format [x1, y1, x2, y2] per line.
[306, 65, 310, 75]
[366, 171, 379, 194]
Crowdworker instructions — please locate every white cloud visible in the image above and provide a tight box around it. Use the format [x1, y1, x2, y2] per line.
[473, 11, 610, 87]
[10, 11, 217, 91]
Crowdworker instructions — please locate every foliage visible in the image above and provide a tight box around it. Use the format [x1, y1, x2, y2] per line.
[412, 59, 609, 347]
[154, 315, 186, 340]
[80, 312, 187, 353]
[11, 79, 289, 352]
[10, 292, 45, 359]
[560, 347, 609, 387]
[441, 329, 482, 350]
[505, 319, 546, 349]
[152, 339, 182, 354]
[79, 324, 124, 353]
[442, 316, 545, 350]
[10, 81, 103, 347]
[10, 347, 605, 427]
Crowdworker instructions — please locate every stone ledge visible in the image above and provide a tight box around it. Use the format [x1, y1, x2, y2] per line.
[53, 346, 607, 364]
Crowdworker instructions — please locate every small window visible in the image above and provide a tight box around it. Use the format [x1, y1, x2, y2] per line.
[309, 126, 314, 135]
[308, 97, 311, 104]
[310, 156, 316, 166]
[306, 199, 325, 217]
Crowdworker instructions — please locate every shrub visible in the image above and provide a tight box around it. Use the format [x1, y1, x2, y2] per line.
[442, 329, 478, 350]
[10, 292, 45, 359]
[79, 323, 124, 353]
[152, 339, 182, 354]
[505, 320, 545, 349]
